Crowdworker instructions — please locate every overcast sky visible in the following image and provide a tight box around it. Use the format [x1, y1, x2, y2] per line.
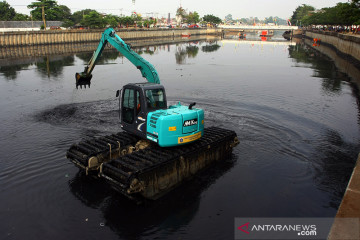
[10, 0, 348, 20]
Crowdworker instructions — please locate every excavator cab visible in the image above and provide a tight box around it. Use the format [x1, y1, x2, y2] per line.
[120, 83, 167, 140]
[118, 82, 204, 147]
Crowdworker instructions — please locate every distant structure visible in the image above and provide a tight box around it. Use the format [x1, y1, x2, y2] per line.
[0, 21, 62, 32]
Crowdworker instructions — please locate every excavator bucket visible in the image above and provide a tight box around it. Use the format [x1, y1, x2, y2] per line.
[75, 72, 92, 81]
[75, 72, 92, 89]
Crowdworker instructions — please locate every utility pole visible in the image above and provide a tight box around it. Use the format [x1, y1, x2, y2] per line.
[42, 5, 46, 30]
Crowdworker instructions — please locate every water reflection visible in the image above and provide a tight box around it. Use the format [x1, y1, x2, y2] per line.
[288, 42, 346, 94]
[0, 40, 219, 81]
[68, 155, 235, 239]
[175, 44, 199, 64]
[0, 55, 74, 80]
[135, 46, 157, 55]
[202, 43, 221, 53]
[0, 63, 31, 80]
[76, 51, 120, 64]
[312, 129, 358, 209]
[35, 55, 74, 78]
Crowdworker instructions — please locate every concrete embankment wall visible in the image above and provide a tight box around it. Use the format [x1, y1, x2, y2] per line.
[304, 37, 360, 88]
[0, 36, 220, 62]
[305, 30, 360, 66]
[328, 154, 360, 240]
[0, 28, 221, 47]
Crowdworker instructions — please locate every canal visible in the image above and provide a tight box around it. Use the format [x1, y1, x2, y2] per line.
[0, 36, 359, 239]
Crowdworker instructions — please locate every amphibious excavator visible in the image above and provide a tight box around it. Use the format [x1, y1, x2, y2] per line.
[67, 28, 239, 201]
[75, 28, 203, 147]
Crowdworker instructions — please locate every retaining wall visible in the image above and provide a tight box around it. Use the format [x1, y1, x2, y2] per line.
[305, 30, 360, 65]
[0, 36, 220, 61]
[0, 28, 221, 47]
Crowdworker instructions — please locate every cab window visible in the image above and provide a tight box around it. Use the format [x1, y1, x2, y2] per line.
[145, 89, 165, 109]
[122, 88, 134, 124]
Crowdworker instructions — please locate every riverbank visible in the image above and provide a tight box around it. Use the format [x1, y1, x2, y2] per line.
[305, 30, 360, 239]
[328, 154, 360, 239]
[303, 37, 360, 90]
[0, 28, 221, 47]
[305, 30, 360, 68]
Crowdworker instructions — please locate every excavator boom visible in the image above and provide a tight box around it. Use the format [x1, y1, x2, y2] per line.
[76, 28, 160, 84]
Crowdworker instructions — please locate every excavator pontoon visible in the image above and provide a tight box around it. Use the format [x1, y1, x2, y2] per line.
[67, 28, 239, 201]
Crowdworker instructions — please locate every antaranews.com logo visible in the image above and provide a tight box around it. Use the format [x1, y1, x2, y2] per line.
[234, 218, 359, 240]
[237, 222, 316, 236]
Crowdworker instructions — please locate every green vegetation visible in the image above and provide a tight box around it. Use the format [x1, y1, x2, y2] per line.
[81, 11, 106, 28]
[176, 7, 187, 22]
[291, 2, 360, 26]
[264, 16, 287, 25]
[176, 7, 201, 25]
[3, 0, 359, 29]
[28, 0, 71, 21]
[0, 1, 29, 20]
[203, 15, 222, 25]
[0, 1, 15, 20]
[290, 4, 315, 26]
[187, 12, 200, 24]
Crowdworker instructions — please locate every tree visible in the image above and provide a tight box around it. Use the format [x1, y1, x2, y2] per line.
[176, 7, 188, 24]
[119, 16, 135, 26]
[300, 2, 360, 26]
[265, 16, 275, 24]
[0, 1, 16, 20]
[225, 14, 232, 22]
[131, 12, 142, 22]
[249, 17, 260, 24]
[104, 14, 119, 28]
[176, 7, 187, 19]
[351, 0, 359, 8]
[28, 0, 72, 29]
[143, 18, 156, 28]
[13, 13, 29, 21]
[56, 5, 71, 21]
[187, 11, 200, 24]
[203, 14, 222, 25]
[28, 0, 56, 20]
[290, 4, 315, 25]
[335, 2, 360, 25]
[239, 18, 249, 24]
[81, 11, 106, 28]
[72, 9, 94, 24]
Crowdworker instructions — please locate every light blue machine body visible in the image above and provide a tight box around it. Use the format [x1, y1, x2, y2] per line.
[146, 103, 204, 147]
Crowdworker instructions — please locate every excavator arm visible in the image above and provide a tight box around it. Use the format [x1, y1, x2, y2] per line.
[75, 28, 160, 84]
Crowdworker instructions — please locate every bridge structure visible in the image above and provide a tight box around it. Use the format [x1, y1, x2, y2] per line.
[218, 25, 298, 31]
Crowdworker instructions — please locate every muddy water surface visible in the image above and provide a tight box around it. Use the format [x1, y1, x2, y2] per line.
[0, 37, 359, 239]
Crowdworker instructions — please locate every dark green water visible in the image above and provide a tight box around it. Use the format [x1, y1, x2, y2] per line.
[0, 37, 359, 239]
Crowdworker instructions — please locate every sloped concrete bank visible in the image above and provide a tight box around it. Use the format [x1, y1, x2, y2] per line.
[328, 155, 360, 240]
[303, 37, 360, 88]
[305, 30, 360, 69]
